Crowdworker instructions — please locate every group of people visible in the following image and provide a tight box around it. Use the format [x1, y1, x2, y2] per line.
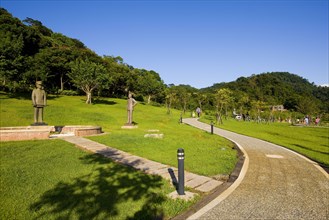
[302, 115, 321, 126]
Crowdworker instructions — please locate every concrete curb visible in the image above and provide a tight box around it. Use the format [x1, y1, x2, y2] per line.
[182, 118, 329, 219]
[187, 138, 249, 219]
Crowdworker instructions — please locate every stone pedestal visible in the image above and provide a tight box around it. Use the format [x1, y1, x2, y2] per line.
[121, 123, 138, 129]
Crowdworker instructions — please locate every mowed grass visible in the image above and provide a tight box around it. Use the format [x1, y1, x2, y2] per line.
[0, 93, 237, 219]
[201, 117, 329, 168]
[0, 139, 197, 219]
[0, 93, 238, 176]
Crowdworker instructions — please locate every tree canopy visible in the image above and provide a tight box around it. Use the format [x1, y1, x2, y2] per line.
[1, 7, 328, 121]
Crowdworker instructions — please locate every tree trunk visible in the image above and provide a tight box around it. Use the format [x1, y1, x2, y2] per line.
[148, 95, 152, 104]
[60, 74, 64, 91]
[183, 101, 187, 114]
[198, 101, 202, 110]
[86, 92, 92, 104]
[166, 100, 171, 114]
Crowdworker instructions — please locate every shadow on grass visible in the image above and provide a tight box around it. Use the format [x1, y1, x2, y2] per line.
[93, 99, 117, 105]
[293, 144, 329, 155]
[8, 92, 31, 100]
[77, 98, 117, 105]
[30, 153, 165, 219]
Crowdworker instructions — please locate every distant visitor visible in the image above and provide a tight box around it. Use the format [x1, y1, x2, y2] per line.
[196, 107, 201, 117]
[32, 81, 47, 125]
[126, 92, 137, 125]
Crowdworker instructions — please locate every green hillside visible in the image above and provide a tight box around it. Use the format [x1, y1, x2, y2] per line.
[201, 72, 329, 114]
[0, 92, 238, 176]
[1, 7, 328, 119]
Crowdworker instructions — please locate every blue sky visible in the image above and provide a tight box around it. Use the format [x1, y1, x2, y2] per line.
[1, 0, 328, 88]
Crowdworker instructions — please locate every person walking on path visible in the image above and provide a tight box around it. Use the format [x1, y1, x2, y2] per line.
[196, 107, 201, 118]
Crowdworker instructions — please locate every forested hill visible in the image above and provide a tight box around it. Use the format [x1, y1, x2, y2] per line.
[0, 8, 166, 101]
[201, 72, 329, 113]
[1, 8, 328, 115]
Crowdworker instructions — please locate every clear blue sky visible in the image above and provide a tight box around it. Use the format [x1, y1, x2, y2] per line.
[1, 0, 328, 88]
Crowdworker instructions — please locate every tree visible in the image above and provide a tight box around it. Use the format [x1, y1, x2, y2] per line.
[23, 17, 52, 37]
[234, 91, 250, 115]
[102, 55, 134, 97]
[214, 88, 233, 124]
[194, 92, 207, 110]
[251, 100, 267, 123]
[296, 96, 318, 116]
[68, 58, 107, 104]
[165, 85, 177, 114]
[136, 69, 165, 104]
[0, 9, 27, 91]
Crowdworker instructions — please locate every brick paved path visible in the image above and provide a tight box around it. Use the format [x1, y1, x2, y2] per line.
[184, 118, 328, 220]
[61, 136, 223, 194]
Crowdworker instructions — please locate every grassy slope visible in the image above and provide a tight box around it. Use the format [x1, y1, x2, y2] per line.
[0, 93, 238, 219]
[0, 139, 197, 219]
[0, 93, 238, 176]
[201, 117, 329, 167]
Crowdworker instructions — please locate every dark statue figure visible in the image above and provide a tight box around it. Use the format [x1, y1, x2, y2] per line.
[32, 81, 47, 125]
[126, 92, 137, 125]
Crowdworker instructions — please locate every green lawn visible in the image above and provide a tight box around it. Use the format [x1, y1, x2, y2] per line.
[201, 116, 329, 168]
[0, 93, 238, 176]
[0, 93, 238, 219]
[0, 139, 197, 219]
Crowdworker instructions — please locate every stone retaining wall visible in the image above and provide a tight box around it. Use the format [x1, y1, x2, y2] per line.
[0, 125, 102, 141]
[0, 126, 53, 141]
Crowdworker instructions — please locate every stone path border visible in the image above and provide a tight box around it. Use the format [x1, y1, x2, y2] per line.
[61, 136, 223, 193]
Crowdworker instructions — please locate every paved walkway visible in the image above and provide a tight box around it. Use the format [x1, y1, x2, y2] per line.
[61, 136, 223, 193]
[183, 118, 329, 219]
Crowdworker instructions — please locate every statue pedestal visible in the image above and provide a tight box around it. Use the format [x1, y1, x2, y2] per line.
[121, 123, 138, 129]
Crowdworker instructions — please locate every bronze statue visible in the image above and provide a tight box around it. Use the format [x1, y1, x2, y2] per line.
[127, 92, 137, 125]
[32, 81, 47, 125]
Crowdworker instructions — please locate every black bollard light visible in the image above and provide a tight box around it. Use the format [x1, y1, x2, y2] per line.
[211, 121, 214, 134]
[180, 113, 183, 124]
[177, 148, 185, 195]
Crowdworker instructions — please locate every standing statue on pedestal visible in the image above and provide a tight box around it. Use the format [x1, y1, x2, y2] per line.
[127, 92, 137, 125]
[32, 81, 47, 125]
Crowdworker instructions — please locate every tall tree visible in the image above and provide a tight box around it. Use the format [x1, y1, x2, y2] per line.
[214, 88, 233, 124]
[0, 9, 26, 91]
[194, 92, 207, 111]
[68, 58, 107, 104]
[165, 85, 177, 114]
[136, 69, 165, 104]
[251, 100, 267, 123]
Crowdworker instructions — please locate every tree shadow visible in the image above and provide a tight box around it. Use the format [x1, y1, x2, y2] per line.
[30, 153, 165, 219]
[93, 99, 117, 105]
[292, 144, 329, 155]
[6, 92, 59, 100]
[8, 92, 31, 100]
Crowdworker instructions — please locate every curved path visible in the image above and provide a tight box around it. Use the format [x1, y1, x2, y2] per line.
[184, 118, 328, 220]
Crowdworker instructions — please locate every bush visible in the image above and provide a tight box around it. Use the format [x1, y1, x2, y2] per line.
[134, 94, 144, 102]
[58, 90, 80, 96]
